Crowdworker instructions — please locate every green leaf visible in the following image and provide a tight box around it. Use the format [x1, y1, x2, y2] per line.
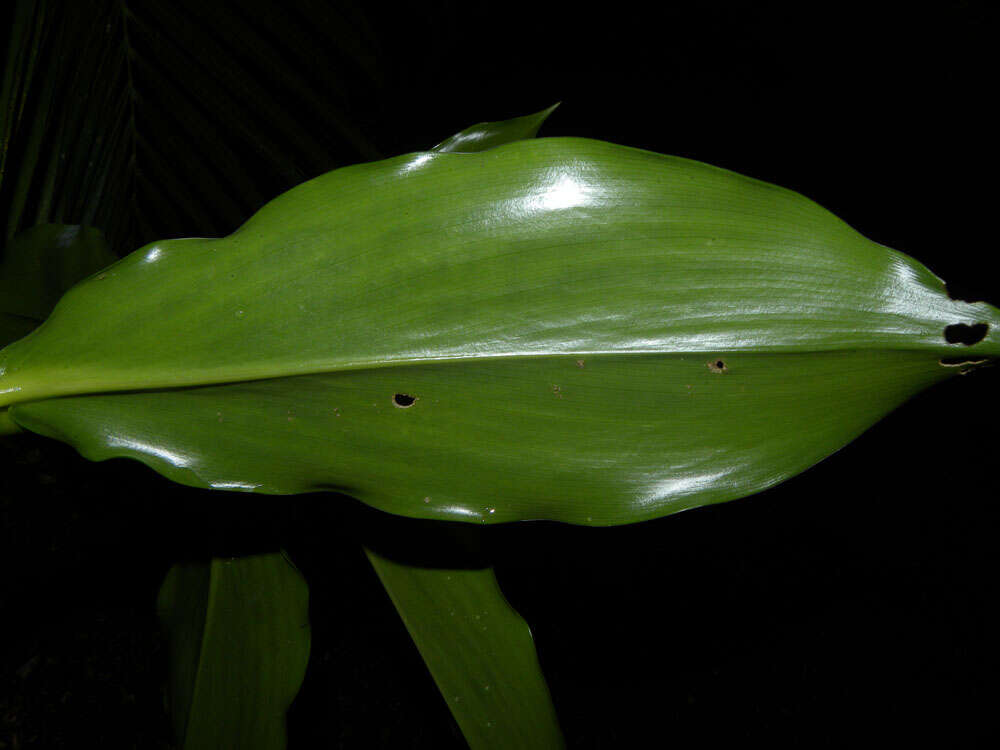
[156, 550, 310, 750]
[0, 222, 113, 453]
[366, 535, 564, 749]
[0, 221, 115, 438]
[431, 103, 559, 153]
[357, 110, 564, 750]
[0, 223, 116, 335]
[2, 135, 998, 525]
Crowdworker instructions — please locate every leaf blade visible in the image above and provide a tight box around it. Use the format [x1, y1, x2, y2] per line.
[3, 139, 996, 401]
[0, 223, 116, 323]
[366, 540, 564, 749]
[4, 349, 956, 525]
[3, 137, 999, 525]
[156, 550, 310, 750]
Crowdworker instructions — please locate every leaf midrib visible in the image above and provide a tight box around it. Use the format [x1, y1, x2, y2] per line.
[1, 345, 969, 411]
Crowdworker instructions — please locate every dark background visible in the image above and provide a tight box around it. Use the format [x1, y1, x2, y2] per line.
[2, 1, 998, 747]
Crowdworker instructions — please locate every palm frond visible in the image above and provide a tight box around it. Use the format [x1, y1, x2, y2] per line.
[1, 0, 385, 256]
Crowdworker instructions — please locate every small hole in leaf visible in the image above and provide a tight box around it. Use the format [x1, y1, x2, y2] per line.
[944, 323, 988, 346]
[707, 359, 728, 373]
[393, 393, 416, 408]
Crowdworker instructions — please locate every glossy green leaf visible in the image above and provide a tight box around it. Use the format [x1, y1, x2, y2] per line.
[367, 536, 564, 749]
[2, 134, 999, 525]
[157, 550, 310, 750]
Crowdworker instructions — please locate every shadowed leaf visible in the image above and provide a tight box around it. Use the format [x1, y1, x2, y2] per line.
[0, 222, 114, 431]
[156, 550, 310, 750]
[0, 223, 115, 333]
[0, 0, 384, 255]
[367, 536, 564, 750]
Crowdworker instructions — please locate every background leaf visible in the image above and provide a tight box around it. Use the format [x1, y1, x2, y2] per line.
[0, 407, 17, 435]
[366, 539, 564, 750]
[431, 103, 559, 153]
[0, 223, 115, 331]
[0, 0, 385, 257]
[156, 550, 310, 750]
[0, 223, 114, 432]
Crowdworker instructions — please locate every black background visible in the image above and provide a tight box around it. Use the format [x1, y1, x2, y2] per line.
[2, 1, 998, 747]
